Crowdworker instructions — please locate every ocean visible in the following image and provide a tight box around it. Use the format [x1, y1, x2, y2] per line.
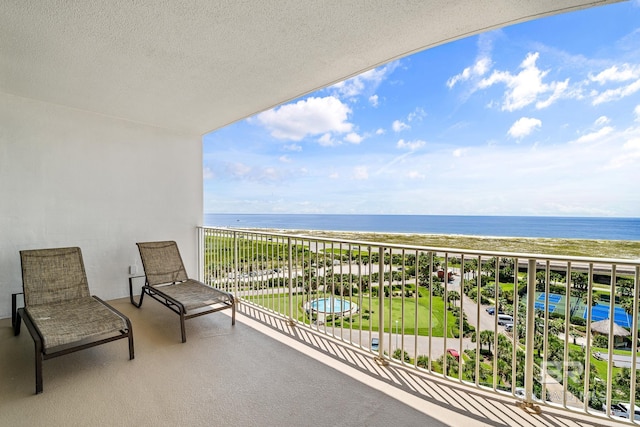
[204, 214, 640, 241]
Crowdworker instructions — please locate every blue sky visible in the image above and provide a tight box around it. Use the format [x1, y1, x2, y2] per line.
[204, 1, 640, 217]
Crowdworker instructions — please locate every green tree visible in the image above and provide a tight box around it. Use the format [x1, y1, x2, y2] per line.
[416, 354, 429, 369]
[447, 290, 461, 309]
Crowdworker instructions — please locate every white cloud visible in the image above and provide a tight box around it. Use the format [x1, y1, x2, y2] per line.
[447, 56, 492, 88]
[353, 166, 369, 180]
[635, 105, 640, 121]
[328, 172, 340, 179]
[392, 120, 410, 132]
[570, 126, 614, 144]
[478, 52, 569, 111]
[397, 139, 426, 151]
[279, 155, 292, 163]
[595, 116, 611, 126]
[604, 137, 640, 169]
[508, 117, 542, 139]
[589, 64, 640, 84]
[331, 61, 400, 98]
[592, 78, 640, 105]
[318, 133, 338, 146]
[535, 79, 570, 109]
[453, 148, 467, 157]
[624, 138, 640, 151]
[344, 132, 364, 144]
[406, 171, 425, 179]
[255, 96, 353, 141]
[369, 95, 379, 107]
[227, 162, 252, 178]
[375, 128, 385, 135]
[407, 107, 426, 122]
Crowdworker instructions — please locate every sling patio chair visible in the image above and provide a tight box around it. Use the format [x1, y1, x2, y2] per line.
[13, 247, 134, 394]
[130, 241, 235, 343]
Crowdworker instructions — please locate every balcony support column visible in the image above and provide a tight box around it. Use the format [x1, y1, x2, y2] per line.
[518, 259, 541, 414]
[233, 231, 239, 306]
[375, 246, 388, 366]
[287, 237, 295, 327]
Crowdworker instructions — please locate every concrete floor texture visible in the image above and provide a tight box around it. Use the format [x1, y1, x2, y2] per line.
[0, 297, 626, 426]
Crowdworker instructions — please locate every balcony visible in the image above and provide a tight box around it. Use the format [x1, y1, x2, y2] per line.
[2, 227, 637, 426]
[198, 227, 639, 425]
[1, 298, 627, 426]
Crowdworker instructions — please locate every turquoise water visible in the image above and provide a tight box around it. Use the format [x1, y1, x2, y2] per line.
[205, 213, 640, 240]
[309, 298, 352, 314]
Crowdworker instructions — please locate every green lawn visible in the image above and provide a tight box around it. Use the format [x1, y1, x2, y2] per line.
[246, 288, 457, 337]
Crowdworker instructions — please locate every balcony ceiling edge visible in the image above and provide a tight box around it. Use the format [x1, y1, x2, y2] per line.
[0, 0, 621, 135]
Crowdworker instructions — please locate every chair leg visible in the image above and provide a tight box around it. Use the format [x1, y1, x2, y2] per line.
[19, 309, 44, 394]
[126, 319, 135, 360]
[231, 302, 236, 326]
[180, 312, 187, 343]
[13, 309, 22, 336]
[129, 278, 146, 308]
[35, 344, 43, 394]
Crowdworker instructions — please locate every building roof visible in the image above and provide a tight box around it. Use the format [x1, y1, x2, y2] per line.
[590, 318, 630, 336]
[1, 1, 619, 135]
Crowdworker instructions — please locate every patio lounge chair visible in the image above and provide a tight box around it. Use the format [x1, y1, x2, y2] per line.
[130, 241, 235, 342]
[13, 247, 134, 394]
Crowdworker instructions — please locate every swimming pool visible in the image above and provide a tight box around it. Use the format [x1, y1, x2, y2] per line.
[306, 297, 358, 316]
[309, 298, 351, 313]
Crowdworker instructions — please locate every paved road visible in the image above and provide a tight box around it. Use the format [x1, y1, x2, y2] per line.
[331, 327, 474, 360]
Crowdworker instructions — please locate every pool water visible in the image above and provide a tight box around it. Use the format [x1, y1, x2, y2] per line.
[309, 298, 352, 314]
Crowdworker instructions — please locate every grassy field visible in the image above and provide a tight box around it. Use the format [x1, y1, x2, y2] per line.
[245, 288, 458, 337]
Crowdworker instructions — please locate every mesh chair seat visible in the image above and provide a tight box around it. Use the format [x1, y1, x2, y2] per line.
[26, 297, 129, 350]
[152, 279, 233, 312]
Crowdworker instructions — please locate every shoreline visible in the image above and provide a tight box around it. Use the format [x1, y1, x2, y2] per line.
[216, 226, 640, 260]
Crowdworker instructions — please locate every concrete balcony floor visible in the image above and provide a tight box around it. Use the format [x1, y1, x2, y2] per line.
[0, 298, 626, 427]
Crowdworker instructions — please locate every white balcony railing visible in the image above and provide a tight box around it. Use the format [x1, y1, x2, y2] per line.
[198, 226, 640, 424]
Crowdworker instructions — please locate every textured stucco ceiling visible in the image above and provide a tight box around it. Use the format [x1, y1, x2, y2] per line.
[0, 1, 621, 135]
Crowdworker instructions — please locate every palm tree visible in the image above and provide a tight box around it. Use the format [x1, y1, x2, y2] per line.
[393, 348, 411, 363]
[464, 259, 479, 280]
[439, 353, 459, 377]
[621, 296, 634, 316]
[481, 330, 495, 354]
[447, 290, 460, 309]
[617, 278, 634, 298]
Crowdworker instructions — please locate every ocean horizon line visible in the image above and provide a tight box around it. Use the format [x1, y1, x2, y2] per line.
[206, 212, 638, 219]
[204, 213, 640, 241]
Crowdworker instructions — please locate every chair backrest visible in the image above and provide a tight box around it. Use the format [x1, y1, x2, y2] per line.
[20, 247, 90, 306]
[136, 241, 189, 286]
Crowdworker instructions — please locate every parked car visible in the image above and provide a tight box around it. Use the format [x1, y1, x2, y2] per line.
[446, 348, 460, 361]
[497, 314, 514, 325]
[371, 337, 379, 351]
[485, 306, 504, 315]
[612, 403, 640, 420]
[504, 323, 514, 332]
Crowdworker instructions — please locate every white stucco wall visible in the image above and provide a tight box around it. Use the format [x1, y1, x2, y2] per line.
[0, 92, 203, 318]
